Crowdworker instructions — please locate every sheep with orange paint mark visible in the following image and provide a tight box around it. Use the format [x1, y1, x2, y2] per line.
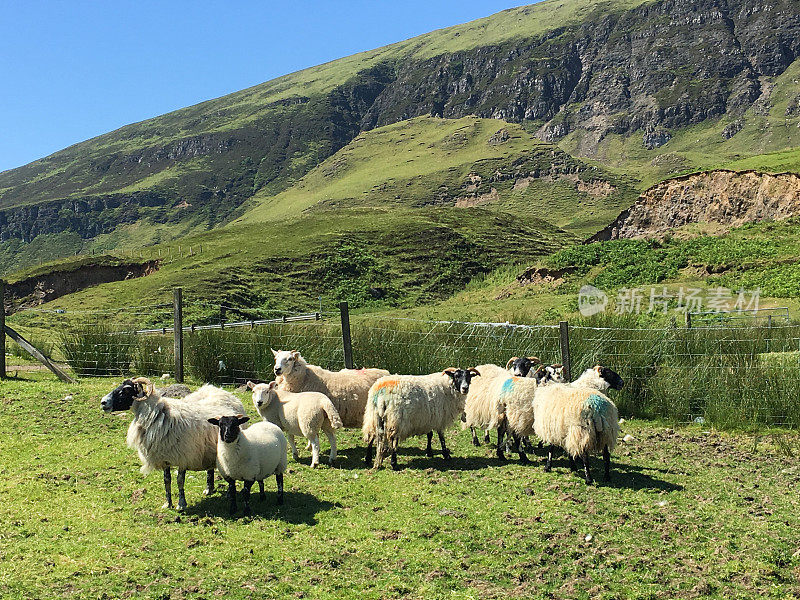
[366, 368, 480, 470]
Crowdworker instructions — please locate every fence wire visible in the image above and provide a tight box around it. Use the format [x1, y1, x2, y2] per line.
[9, 302, 800, 429]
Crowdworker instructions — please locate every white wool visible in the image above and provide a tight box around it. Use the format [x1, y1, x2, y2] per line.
[125, 383, 244, 475]
[570, 368, 610, 390]
[215, 421, 288, 483]
[463, 364, 538, 437]
[532, 384, 620, 459]
[273, 350, 389, 428]
[251, 383, 342, 467]
[367, 372, 466, 468]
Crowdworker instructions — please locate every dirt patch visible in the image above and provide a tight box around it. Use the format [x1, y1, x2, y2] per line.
[455, 187, 499, 208]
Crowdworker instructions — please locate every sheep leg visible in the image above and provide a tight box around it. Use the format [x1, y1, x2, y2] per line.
[226, 477, 237, 515]
[512, 434, 529, 464]
[582, 454, 593, 485]
[426, 432, 434, 457]
[324, 428, 337, 466]
[568, 455, 578, 472]
[390, 439, 400, 471]
[203, 469, 215, 495]
[287, 434, 300, 462]
[308, 434, 321, 469]
[470, 427, 480, 447]
[275, 473, 284, 505]
[496, 422, 507, 460]
[258, 479, 266, 501]
[544, 446, 555, 473]
[241, 480, 253, 517]
[521, 436, 535, 453]
[483, 429, 491, 445]
[162, 468, 173, 509]
[176, 469, 188, 511]
[365, 440, 374, 466]
[438, 431, 451, 460]
[603, 445, 611, 482]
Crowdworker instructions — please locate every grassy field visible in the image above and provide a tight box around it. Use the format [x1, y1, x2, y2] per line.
[1, 372, 799, 599]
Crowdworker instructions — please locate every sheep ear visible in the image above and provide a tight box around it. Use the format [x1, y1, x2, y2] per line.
[505, 357, 518, 370]
[271, 348, 278, 357]
[268, 381, 277, 390]
[527, 356, 541, 364]
[594, 365, 602, 373]
[208, 418, 220, 426]
[237, 415, 250, 424]
[246, 380, 256, 390]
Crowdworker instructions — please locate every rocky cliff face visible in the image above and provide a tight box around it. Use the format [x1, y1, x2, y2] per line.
[590, 170, 800, 240]
[1, 0, 799, 248]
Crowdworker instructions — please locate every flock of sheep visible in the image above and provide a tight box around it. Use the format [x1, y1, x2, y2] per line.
[100, 349, 624, 516]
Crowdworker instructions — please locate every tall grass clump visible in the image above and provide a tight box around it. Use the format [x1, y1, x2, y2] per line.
[132, 335, 174, 377]
[59, 324, 135, 376]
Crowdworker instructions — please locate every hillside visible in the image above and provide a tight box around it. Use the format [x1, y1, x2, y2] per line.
[2, 0, 800, 271]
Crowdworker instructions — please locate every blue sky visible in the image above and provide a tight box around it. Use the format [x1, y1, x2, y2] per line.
[0, 1, 534, 173]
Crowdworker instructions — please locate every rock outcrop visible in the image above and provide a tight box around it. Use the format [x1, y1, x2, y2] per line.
[590, 170, 800, 241]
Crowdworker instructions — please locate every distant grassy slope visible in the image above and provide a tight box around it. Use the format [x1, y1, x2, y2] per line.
[238, 116, 639, 237]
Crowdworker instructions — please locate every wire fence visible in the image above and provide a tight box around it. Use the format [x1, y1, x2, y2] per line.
[6, 298, 800, 429]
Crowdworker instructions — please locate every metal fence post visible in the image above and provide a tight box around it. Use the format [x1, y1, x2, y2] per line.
[174, 288, 184, 383]
[339, 301, 353, 369]
[0, 279, 6, 379]
[559, 320, 571, 382]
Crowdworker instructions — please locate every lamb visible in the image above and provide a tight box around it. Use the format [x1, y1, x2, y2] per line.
[248, 381, 343, 468]
[532, 368, 624, 484]
[272, 349, 389, 429]
[101, 377, 245, 510]
[369, 368, 480, 470]
[208, 415, 288, 515]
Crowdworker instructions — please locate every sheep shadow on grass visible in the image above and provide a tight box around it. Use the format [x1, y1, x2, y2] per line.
[182, 489, 339, 524]
[535, 453, 684, 492]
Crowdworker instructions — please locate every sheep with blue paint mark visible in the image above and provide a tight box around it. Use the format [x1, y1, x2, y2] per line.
[463, 364, 540, 463]
[532, 369, 623, 484]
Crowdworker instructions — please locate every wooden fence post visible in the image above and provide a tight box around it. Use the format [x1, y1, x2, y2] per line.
[174, 288, 184, 383]
[1, 279, 6, 379]
[685, 311, 692, 329]
[339, 301, 353, 369]
[559, 320, 571, 382]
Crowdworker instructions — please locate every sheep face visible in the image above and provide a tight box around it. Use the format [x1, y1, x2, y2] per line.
[208, 415, 249, 443]
[101, 379, 147, 412]
[597, 366, 624, 390]
[443, 368, 480, 395]
[507, 356, 541, 377]
[272, 349, 300, 377]
[248, 381, 277, 410]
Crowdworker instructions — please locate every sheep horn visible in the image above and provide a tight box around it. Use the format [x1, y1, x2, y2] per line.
[527, 356, 541, 364]
[442, 367, 457, 374]
[468, 368, 481, 377]
[505, 357, 519, 370]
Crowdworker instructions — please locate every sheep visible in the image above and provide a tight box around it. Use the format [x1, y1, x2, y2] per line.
[208, 415, 287, 515]
[569, 365, 624, 391]
[461, 364, 542, 463]
[248, 381, 343, 468]
[506, 356, 541, 378]
[100, 377, 245, 510]
[369, 368, 480, 470]
[272, 349, 389, 430]
[532, 369, 624, 484]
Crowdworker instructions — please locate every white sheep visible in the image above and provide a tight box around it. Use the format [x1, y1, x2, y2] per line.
[272, 349, 389, 429]
[248, 381, 343, 468]
[532, 369, 624, 484]
[464, 364, 541, 463]
[369, 368, 480, 470]
[207, 415, 288, 515]
[100, 377, 245, 510]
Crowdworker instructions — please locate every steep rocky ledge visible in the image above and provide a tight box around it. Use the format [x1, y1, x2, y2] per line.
[589, 170, 800, 241]
[4, 260, 160, 313]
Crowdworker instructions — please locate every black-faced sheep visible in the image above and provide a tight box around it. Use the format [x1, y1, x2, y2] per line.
[369, 368, 480, 470]
[208, 415, 288, 515]
[101, 377, 244, 510]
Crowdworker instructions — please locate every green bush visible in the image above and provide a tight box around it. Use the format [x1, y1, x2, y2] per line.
[59, 324, 135, 376]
